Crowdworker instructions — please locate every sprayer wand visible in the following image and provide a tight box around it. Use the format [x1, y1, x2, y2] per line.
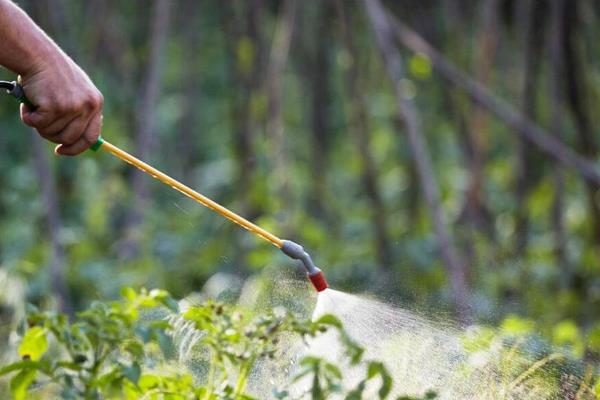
[2, 80, 328, 292]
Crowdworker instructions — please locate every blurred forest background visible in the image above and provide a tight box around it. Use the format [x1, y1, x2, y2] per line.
[2, 0, 600, 343]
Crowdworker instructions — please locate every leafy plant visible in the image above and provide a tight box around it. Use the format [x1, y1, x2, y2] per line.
[0, 287, 431, 399]
[0, 288, 178, 399]
[461, 319, 599, 400]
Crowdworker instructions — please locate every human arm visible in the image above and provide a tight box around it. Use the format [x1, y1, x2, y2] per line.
[0, 0, 103, 155]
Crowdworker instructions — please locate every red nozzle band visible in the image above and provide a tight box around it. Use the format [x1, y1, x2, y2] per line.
[308, 271, 328, 292]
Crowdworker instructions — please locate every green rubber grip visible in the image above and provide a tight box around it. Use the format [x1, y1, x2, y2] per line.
[4, 81, 105, 153]
[90, 136, 104, 152]
[14, 83, 104, 153]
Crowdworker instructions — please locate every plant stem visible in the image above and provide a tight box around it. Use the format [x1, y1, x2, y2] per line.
[233, 361, 252, 397]
[203, 353, 218, 400]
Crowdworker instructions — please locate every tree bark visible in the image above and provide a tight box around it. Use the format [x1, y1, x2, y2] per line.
[386, 12, 600, 187]
[176, 0, 203, 181]
[221, 0, 266, 271]
[563, 1, 600, 251]
[338, 0, 392, 270]
[121, 0, 171, 259]
[514, 0, 546, 256]
[307, 3, 333, 220]
[459, 0, 498, 236]
[31, 134, 71, 314]
[548, 0, 570, 282]
[266, 0, 296, 232]
[224, 0, 265, 221]
[365, 0, 471, 322]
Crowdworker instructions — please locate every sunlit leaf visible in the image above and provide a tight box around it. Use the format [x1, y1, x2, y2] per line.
[500, 315, 535, 336]
[18, 326, 48, 361]
[409, 53, 432, 80]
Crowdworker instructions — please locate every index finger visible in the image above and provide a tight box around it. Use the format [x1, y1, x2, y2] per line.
[54, 112, 102, 156]
[20, 103, 57, 129]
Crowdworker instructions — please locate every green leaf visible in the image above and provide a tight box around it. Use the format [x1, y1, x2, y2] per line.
[18, 327, 48, 361]
[345, 388, 363, 400]
[273, 389, 289, 399]
[409, 53, 432, 80]
[10, 369, 36, 400]
[121, 287, 137, 301]
[160, 296, 180, 312]
[500, 315, 535, 336]
[324, 363, 342, 380]
[553, 320, 583, 356]
[367, 362, 392, 398]
[339, 333, 364, 365]
[586, 323, 600, 353]
[123, 339, 145, 359]
[0, 361, 42, 377]
[138, 374, 160, 389]
[315, 314, 342, 329]
[121, 361, 141, 385]
[553, 320, 579, 343]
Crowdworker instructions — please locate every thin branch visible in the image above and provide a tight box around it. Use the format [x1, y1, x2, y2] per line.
[364, 0, 471, 321]
[386, 11, 600, 187]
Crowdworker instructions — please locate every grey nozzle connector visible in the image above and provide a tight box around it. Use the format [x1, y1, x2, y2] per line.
[280, 240, 321, 276]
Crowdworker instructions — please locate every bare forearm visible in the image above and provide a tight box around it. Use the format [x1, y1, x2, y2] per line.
[0, 0, 59, 76]
[0, 0, 103, 155]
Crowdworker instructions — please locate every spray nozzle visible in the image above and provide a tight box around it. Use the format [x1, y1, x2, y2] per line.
[280, 240, 329, 292]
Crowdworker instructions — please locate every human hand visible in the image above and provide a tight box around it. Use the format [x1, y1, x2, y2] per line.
[19, 51, 103, 156]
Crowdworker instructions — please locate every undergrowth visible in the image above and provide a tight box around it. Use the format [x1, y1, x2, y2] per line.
[0, 288, 432, 400]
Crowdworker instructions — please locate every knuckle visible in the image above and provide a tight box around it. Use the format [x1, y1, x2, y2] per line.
[84, 90, 103, 111]
[56, 100, 72, 114]
[94, 90, 104, 107]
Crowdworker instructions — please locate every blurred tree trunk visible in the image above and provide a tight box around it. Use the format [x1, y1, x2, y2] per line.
[266, 0, 296, 232]
[563, 1, 600, 251]
[440, 0, 496, 271]
[548, 0, 570, 283]
[87, 1, 136, 85]
[121, 0, 171, 259]
[458, 0, 497, 235]
[365, 0, 471, 322]
[338, 1, 392, 270]
[386, 12, 600, 186]
[307, 3, 333, 220]
[224, 0, 265, 220]
[177, 0, 203, 181]
[514, 0, 545, 257]
[31, 134, 71, 314]
[222, 0, 266, 272]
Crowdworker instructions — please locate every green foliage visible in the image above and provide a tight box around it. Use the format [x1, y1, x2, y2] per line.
[0, 0, 599, 349]
[0, 288, 180, 399]
[408, 54, 432, 81]
[500, 315, 536, 336]
[3, 1, 600, 398]
[17, 327, 47, 362]
[0, 288, 429, 399]
[461, 317, 599, 399]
